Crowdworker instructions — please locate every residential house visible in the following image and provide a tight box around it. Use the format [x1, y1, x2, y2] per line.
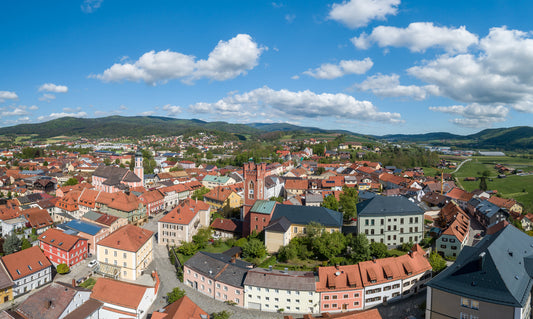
[201, 175, 235, 189]
[158, 184, 190, 210]
[139, 190, 165, 215]
[151, 296, 208, 319]
[357, 196, 424, 247]
[38, 228, 89, 267]
[157, 199, 211, 245]
[90, 274, 159, 319]
[470, 199, 509, 228]
[445, 188, 473, 211]
[95, 191, 146, 224]
[243, 268, 319, 314]
[1, 216, 27, 238]
[22, 207, 54, 235]
[284, 179, 309, 197]
[12, 282, 91, 319]
[96, 224, 153, 281]
[0, 263, 13, 305]
[264, 204, 343, 253]
[57, 219, 106, 255]
[316, 264, 364, 313]
[82, 211, 128, 234]
[264, 175, 284, 199]
[0, 246, 52, 297]
[210, 218, 243, 239]
[488, 196, 522, 215]
[247, 200, 278, 235]
[183, 251, 252, 307]
[203, 187, 241, 213]
[305, 192, 323, 207]
[284, 309, 382, 319]
[435, 202, 470, 258]
[426, 225, 533, 319]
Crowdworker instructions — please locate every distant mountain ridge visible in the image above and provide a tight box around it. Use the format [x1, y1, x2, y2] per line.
[0, 116, 530, 150]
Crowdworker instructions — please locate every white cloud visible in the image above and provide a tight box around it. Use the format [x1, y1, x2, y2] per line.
[328, 0, 400, 29]
[1, 107, 28, 117]
[429, 104, 509, 127]
[285, 14, 296, 23]
[162, 104, 182, 115]
[39, 83, 68, 93]
[119, 105, 128, 110]
[303, 58, 373, 79]
[356, 73, 439, 100]
[138, 111, 156, 116]
[29, 105, 38, 110]
[0, 91, 18, 102]
[63, 107, 82, 112]
[38, 94, 56, 102]
[189, 86, 402, 123]
[352, 22, 478, 53]
[37, 112, 88, 122]
[408, 27, 533, 113]
[81, 0, 103, 13]
[94, 34, 265, 85]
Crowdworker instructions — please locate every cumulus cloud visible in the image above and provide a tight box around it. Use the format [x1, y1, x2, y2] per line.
[0, 91, 18, 103]
[162, 104, 182, 115]
[38, 83, 68, 93]
[356, 73, 439, 100]
[38, 94, 56, 102]
[188, 86, 402, 123]
[303, 58, 373, 79]
[29, 105, 38, 110]
[285, 14, 296, 23]
[408, 27, 533, 113]
[328, 0, 400, 29]
[429, 104, 509, 127]
[37, 112, 88, 122]
[1, 107, 28, 117]
[81, 0, 103, 13]
[93, 34, 265, 85]
[138, 111, 156, 116]
[352, 22, 478, 53]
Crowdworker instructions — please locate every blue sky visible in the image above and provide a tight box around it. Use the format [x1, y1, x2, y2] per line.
[1, 0, 533, 135]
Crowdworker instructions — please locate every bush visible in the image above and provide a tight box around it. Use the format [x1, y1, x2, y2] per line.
[166, 287, 186, 304]
[56, 263, 70, 274]
[212, 310, 232, 319]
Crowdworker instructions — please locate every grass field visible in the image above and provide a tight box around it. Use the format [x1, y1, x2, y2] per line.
[452, 155, 533, 213]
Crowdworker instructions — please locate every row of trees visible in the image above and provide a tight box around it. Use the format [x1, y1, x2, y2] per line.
[322, 186, 358, 222]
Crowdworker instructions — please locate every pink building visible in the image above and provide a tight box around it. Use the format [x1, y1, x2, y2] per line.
[183, 251, 252, 308]
[316, 264, 364, 313]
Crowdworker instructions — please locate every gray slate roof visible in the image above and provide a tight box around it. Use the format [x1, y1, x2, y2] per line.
[357, 195, 424, 217]
[244, 268, 316, 291]
[269, 204, 343, 228]
[428, 225, 533, 307]
[264, 216, 292, 233]
[184, 252, 252, 288]
[476, 200, 505, 218]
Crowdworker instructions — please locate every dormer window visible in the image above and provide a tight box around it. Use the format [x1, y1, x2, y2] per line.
[16, 270, 20, 275]
[28, 265, 32, 271]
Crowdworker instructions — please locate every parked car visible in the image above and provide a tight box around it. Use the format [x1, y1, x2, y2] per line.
[474, 233, 481, 239]
[88, 260, 98, 268]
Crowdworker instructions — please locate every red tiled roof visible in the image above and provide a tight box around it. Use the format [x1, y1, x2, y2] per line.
[91, 277, 148, 310]
[316, 264, 363, 291]
[1, 246, 52, 281]
[23, 207, 53, 229]
[152, 296, 208, 319]
[204, 187, 235, 202]
[97, 224, 153, 252]
[38, 228, 86, 251]
[285, 179, 308, 190]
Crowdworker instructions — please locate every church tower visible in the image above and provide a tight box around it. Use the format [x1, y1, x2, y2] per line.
[134, 151, 144, 187]
[242, 162, 266, 236]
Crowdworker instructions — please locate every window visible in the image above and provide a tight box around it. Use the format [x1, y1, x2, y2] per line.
[461, 298, 470, 308]
[354, 301, 359, 306]
[332, 295, 338, 299]
[460, 314, 469, 319]
[442, 238, 448, 242]
[114, 251, 117, 257]
[354, 293, 359, 297]
[332, 304, 337, 308]
[105, 249, 108, 255]
[287, 299, 291, 302]
[216, 283, 220, 288]
[324, 296, 330, 300]
[324, 304, 330, 309]
[235, 290, 240, 294]
[294, 227, 298, 233]
[365, 220, 369, 226]
[452, 246, 457, 250]
[123, 252, 127, 258]
[471, 300, 479, 310]
[123, 262, 127, 267]
[343, 294, 349, 299]
[450, 238, 456, 243]
[441, 245, 447, 249]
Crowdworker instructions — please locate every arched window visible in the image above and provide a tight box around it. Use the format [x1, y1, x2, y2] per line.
[248, 181, 254, 199]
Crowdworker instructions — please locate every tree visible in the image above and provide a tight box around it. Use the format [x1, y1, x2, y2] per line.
[192, 187, 210, 201]
[339, 186, 358, 222]
[192, 228, 212, 249]
[242, 238, 267, 259]
[313, 231, 346, 260]
[21, 238, 32, 250]
[322, 195, 339, 211]
[56, 263, 70, 274]
[64, 177, 78, 186]
[3, 233, 21, 255]
[479, 176, 488, 191]
[103, 158, 111, 166]
[429, 251, 447, 273]
[177, 242, 198, 256]
[212, 310, 231, 319]
[166, 287, 186, 304]
[347, 233, 370, 263]
[369, 242, 388, 259]
[269, 196, 284, 203]
[43, 161, 48, 166]
[6, 191, 12, 199]
[278, 243, 298, 262]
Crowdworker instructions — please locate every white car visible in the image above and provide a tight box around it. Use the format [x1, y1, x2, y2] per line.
[88, 260, 98, 268]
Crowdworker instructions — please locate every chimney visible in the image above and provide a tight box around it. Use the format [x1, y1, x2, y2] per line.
[231, 256, 236, 264]
[72, 279, 76, 287]
[478, 252, 486, 270]
[372, 256, 376, 263]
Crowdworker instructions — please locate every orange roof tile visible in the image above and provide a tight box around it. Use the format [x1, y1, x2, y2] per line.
[152, 296, 208, 319]
[97, 224, 153, 252]
[316, 264, 363, 291]
[91, 277, 149, 310]
[38, 228, 86, 251]
[285, 179, 309, 190]
[1, 246, 51, 281]
[204, 187, 235, 202]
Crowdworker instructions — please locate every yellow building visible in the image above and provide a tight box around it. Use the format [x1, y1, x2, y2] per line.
[263, 204, 343, 253]
[203, 187, 242, 213]
[96, 224, 153, 281]
[0, 261, 13, 304]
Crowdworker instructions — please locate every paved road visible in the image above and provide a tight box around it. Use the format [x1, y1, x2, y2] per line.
[450, 158, 472, 174]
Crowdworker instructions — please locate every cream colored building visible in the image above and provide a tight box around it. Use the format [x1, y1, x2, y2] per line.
[158, 199, 211, 245]
[96, 224, 154, 281]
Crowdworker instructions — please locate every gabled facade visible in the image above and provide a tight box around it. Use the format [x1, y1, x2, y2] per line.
[435, 202, 470, 258]
[157, 199, 210, 245]
[38, 228, 89, 267]
[1, 246, 52, 297]
[316, 264, 364, 313]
